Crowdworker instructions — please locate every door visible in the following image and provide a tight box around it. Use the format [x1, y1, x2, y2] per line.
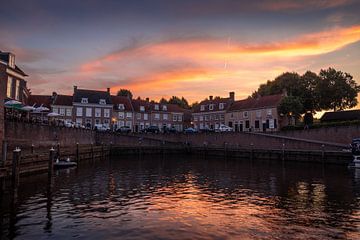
[239, 124, 243, 132]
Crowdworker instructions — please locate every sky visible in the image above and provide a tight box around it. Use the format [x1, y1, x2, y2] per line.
[1, 0, 360, 105]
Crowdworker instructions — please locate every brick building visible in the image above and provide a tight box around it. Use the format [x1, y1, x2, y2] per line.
[192, 92, 235, 130]
[131, 98, 152, 132]
[51, 93, 73, 122]
[111, 95, 134, 130]
[72, 86, 113, 128]
[150, 102, 185, 132]
[225, 94, 284, 132]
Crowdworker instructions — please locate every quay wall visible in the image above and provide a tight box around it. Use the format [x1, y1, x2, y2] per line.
[0, 69, 6, 160]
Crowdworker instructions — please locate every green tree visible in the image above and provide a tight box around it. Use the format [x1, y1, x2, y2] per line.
[316, 68, 360, 111]
[168, 96, 190, 109]
[159, 98, 168, 104]
[116, 89, 133, 99]
[278, 96, 304, 125]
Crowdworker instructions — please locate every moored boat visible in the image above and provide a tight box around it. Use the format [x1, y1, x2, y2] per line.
[54, 157, 77, 169]
[349, 138, 360, 168]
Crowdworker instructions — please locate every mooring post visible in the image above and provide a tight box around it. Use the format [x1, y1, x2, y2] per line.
[76, 143, 79, 163]
[12, 147, 21, 189]
[282, 143, 285, 162]
[48, 147, 55, 183]
[30, 144, 34, 154]
[57, 143, 60, 158]
[1, 141, 7, 167]
[321, 144, 325, 163]
[250, 143, 254, 161]
[162, 141, 165, 155]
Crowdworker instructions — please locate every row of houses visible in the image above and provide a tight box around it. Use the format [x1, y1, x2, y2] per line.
[28, 86, 190, 132]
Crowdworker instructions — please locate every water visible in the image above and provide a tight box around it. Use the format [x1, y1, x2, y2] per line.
[1, 155, 359, 239]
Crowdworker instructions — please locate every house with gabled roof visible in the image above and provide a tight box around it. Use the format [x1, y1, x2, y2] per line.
[225, 94, 284, 132]
[111, 95, 134, 130]
[192, 92, 235, 130]
[51, 92, 73, 122]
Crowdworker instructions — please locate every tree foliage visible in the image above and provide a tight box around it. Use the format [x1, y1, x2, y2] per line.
[116, 89, 133, 99]
[253, 68, 359, 114]
[167, 96, 190, 109]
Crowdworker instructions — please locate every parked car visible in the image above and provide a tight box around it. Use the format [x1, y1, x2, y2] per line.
[94, 124, 110, 132]
[64, 120, 74, 128]
[200, 127, 215, 133]
[117, 126, 132, 133]
[184, 127, 198, 133]
[216, 124, 233, 132]
[164, 126, 177, 133]
[143, 126, 160, 133]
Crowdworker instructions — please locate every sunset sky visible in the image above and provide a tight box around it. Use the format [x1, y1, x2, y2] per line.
[1, 0, 360, 104]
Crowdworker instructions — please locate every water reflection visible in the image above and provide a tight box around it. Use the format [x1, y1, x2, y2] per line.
[0, 155, 359, 239]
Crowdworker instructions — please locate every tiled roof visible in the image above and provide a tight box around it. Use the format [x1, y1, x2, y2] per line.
[321, 110, 360, 122]
[229, 94, 283, 111]
[53, 95, 73, 106]
[131, 99, 152, 112]
[73, 89, 111, 104]
[28, 95, 52, 108]
[111, 95, 133, 111]
[192, 97, 232, 113]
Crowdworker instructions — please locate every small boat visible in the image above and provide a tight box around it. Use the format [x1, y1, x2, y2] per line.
[54, 157, 77, 169]
[349, 138, 360, 168]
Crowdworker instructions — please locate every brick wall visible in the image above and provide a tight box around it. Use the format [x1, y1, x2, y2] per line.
[0, 65, 6, 159]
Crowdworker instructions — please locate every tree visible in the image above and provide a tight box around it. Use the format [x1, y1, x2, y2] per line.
[316, 68, 360, 111]
[116, 89, 133, 99]
[278, 96, 304, 125]
[168, 96, 190, 109]
[159, 98, 168, 104]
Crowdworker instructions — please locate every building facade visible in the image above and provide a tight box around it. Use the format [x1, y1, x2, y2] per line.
[0, 51, 29, 104]
[192, 92, 235, 130]
[72, 86, 113, 128]
[225, 94, 284, 132]
[131, 99, 152, 132]
[111, 95, 134, 130]
[149, 102, 185, 132]
[51, 93, 73, 122]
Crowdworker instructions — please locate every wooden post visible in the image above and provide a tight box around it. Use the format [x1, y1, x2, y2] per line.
[1, 141, 7, 167]
[321, 144, 325, 163]
[91, 143, 94, 161]
[282, 143, 285, 162]
[57, 143, 60, 158]
[30, 144, 34, 154]
[76, 143, 79, 163]
[250, 143, 254, 161]
[12, 148, 21, 189]
[48, 148, 55, 183]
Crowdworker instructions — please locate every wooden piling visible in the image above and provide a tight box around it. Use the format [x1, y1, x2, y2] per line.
[76, 143, 79, 163]
[57, 143, 60, 158]
[31, 144, 34, 154]
[48, 148, 55, 182]
[12, 148, 21, 189]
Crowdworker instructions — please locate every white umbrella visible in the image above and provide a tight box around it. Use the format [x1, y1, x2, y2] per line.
[5, 100, 22, 108]
[35, 106, 50, 112]
[47, 112, 61, 117]
[21, 105, 36, 111]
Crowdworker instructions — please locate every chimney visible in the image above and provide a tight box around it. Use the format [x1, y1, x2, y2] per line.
[209, 96, 213, 101]
[73, 85, 77, 93]
[229, 92, 235, 101]
[146, 97, 149, 102]
[107, 87, 110, 93]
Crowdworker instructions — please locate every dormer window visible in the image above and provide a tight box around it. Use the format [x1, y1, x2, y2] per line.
[162, 105, 167, 111]
[140, 106, 145, 112]
[81, 98, 88, 104]
[118, 104, 124, 110]
[154, 104, 159, 110]
[219, 103, 224, 110]
[99, 99, 106, 105]
[200, 105, 205, 111]
[209, 104, 214, 110]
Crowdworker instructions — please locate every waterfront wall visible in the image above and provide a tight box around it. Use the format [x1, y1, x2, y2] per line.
[0, 69, 6, 160]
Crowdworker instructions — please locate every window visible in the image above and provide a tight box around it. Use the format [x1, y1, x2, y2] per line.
[219, 103, 225, 110]
[140, 106, 145, 112]
[52, 107, 58, 114]
[267, 109, 272, 116]
[137, 113, 141, 120]
[76, 107, 83, 117]
[154, 104, 159, 110]
[209, 104, 214, 110]
[163, 114, 168, 120]
[155, 113, 160, 120]
[66, 109, 72, 116]
[126, 121, 132, 127]
[95, 119, 100, 124]
[104, 119, 110, 125]
[60, 108, 65, 116]
[95, 108, 101, 117]
[205, 115, 209, 121]
[178, 115, 182, 121]
[6, 77, 12, 98]
[118, 104, 124, 110]
[194, 116, 198, 121]
[104, 109, 110, 118]
[15, 80, 20, 100]
[86, 108, 92, 117]
[243, 111, 248, 118]
[81, 98, 88, 104]
[245, 120, 250, 129]
[126, 112, 132, 118]
[199, 116, 204, 121]
[99, 99, 106, 105]
[220, 115, 224, 120]
[200, 105, 205, 111]
[173, 115, 177, 121]
[118, 112, 124, 119]
[144, 113, 148, 120]
[162, 105, 167, 111]
[255, 120, 260, 129]
[256, 110, 261, 118]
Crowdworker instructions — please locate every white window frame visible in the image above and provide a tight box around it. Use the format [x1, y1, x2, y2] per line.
[118, 112, 124, 119]
[163, 113, 168, 120]
[140, 106, 145, 112]
[86, 108, 92, 117]
[154, 104, 159, 110]
[209, 104, 214, 110]
[104, 109, 110, 118]
[95, 108, 101, 117]
[76, 107, 83, 117]
[59, 108, 65, 116]
[219, 103, 225, 110]
[118, 104, 124, 110]
[155, 113, 160, 120]
[126, 112, 132, 118]
[200, 105, 205, 111]
[66, 109, 72, 116]
[162, 105, 167, 111]
[144, 113, 148, 120]
[81, 98, 88, 104]
[99, 99, 106, 105]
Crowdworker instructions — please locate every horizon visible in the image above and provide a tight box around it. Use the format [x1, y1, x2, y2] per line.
[1, 0, 359, 108]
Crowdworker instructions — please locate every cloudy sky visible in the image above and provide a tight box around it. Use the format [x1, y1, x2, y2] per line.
[1, 0, 360, 103]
